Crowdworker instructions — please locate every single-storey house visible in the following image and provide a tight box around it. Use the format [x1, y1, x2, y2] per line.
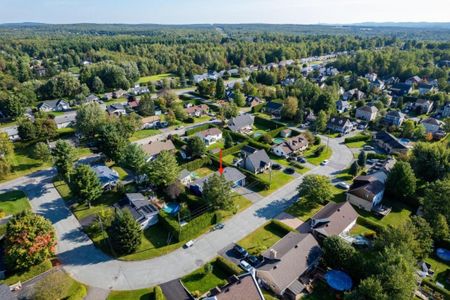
[55, 114, 76, 129]
[346, 175, 385, 211]
[141, 116, 161, 129]
[374, 131, 408, 154]
[37, 100, 70, 112]
[91, 164, 120, 190]
[342, 89, 365, 101]
[257, 232, 322, 299]
[190, 167, 246, 195]
[195, 127, 222, 146]
[246, 96, 264, 107]
[122, 193, 159, 230]
[415, 99, 434, 114]
[382, 110, 405, 127]
[406, 76, 422, 85]
[113, 89, 126, 99]
[266, 102, 283, 117]
[205, 273, 265, 300]
[355, 105, 378, 121]
[272, 135, 309, 158]
[185, 104, 209, 117]
[327, 116, 353, 134]
[85, 94, 100, 104]
[239, 146, 272, 174]
[310, 202, 358, 240]
[106, 104, 127, 116]
[228, 114, 254, 134]
[141, 140, 176, 161]
[421, 117, 442, 133]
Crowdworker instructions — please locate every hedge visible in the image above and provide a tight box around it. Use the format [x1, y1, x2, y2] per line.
[314, 145, 326, 157]
[367, 152, 388, 160]
[67, 284, 87, 300]
[421, 279, 450, 299]
[356, 216, 385, 233]
[248, 139, 272, 152]
[289, 161, 305, 170]
[266, 126, 288, 138]
[254, 116, 284, 130]
[182, 156, 211, 171]
[159, 210, 216, 242]
[185, 124, 211, 136]
[215, 257, 242, 275]
[344, 134, 371, 143]
[251, 103, 265, 113]
[271, 219, 295, 233]
[221, 142, 248, 157]
[171, 135, 187, 147]
[228, 130, 250, 142]
[154, 286, 166, 300]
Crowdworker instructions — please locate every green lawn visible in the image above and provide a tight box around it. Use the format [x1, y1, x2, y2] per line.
[129, 129, 161, 142]
[286, 200, 324, 222]
[257, 170, 295, 197]
[53, 177, 77, 203]
[262, 289, 280, 300]
[350, 223, 375, 236]
[304, 146, 332, 166]
[138, 73, 177, 83]
[111, 165, 128, 180]
[107, 288, 155, 300]
[207, 140, 224, 151]
[345, 140, 368, 148]
[68, 66, 80, 74]
[0, 260, 53, 285]
[181, 259, 233, 295]
[425, 256, 450, 291]
[0, 190, 31, 215]
[192, 166, 214, 178]
[355, 199, 412, 228]
[222, 154, 238, 165]
[334, 168, 354, 183]
[72, 191, 122, 220]
[238, 221, 289, 255]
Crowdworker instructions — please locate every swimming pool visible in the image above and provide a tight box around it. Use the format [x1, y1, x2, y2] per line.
[399, 138, 411, 145]
[273, 137, 285, 144]
[163, 202, 180, 215]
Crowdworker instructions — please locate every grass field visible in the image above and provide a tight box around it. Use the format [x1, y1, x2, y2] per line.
[238, 221, 289, 255]
[107, 288, 155, 300]
[129, 129, 161, 142]
[356, 199, 412, 228]
[425, 256, 450, 291]
[0, 260, 53, 285]
[257, 170, 295, 196]
[286, 200, 324, 222]
[0, 190, 31, 215]
[138, 73, 177, 84]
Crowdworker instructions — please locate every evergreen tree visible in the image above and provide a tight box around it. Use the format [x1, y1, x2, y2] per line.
[215, 78, 225, 99]
[386, 161, 416, 201]
[52, 140, 76, 182]
[357, 151, 366, 167]
[108, 210, 142, 255]
[147, 150, 180, 187]
[202, 173, 234, 210]
[73, 164, 103, 208]
[224, 131, 234, 148]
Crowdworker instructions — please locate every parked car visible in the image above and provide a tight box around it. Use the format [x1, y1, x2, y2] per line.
[246, 255, 262, 267]
[233, 244, 249, 258]
[336, 182, 350, 190]
[184, 240, 194, 248]
[284, 167, 295, 175]
[320, 160, 329, 166]
[363, 145, 374, 151]
[212, 223, 224, 231]
[272, 164, 282, 170]
[239, 260, 254, 272]
[296, 157, 306, 163]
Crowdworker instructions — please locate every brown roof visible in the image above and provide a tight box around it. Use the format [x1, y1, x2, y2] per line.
[185, 104, 209, 115]
[347, 175, 385, 202]
[275, 134, 309, 155]
[211, 273, 264, 300]
[310, 202, 358, 237]
[257, 233, 321, 293]
[141, 140, 175, 157]
[141, 115, 160, 124]
[358, 105, 378, 113]
[196, 127, 222, 138]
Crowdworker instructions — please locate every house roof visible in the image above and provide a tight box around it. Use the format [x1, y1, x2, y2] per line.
[196, 127, 222, 138]
[391, 82, 412, 91]
[357, 105, 378, 113]
[207, 273, 265, 300]
[228, 114, 254, 132]
[141, 116, 160, 124]
[375, 131, 408, 150]
[275, 135, 309, 155]
[416, 99, 432, 106]
[422, 117, 440, 126]
[327, 116, 352, 128]
[348, 175, 385, 202]
[126, 193, 149, 209]
[258, 233, 321, 293]
[107, 103, 125, 112]
[192, 167, 246, 190]
[178, 169, 191, 180]
[185, 104, 208, 114]
[310, 202, 359, 237]
[385, 110, 405, 119]
[86, 94, 99, 101]
[37, 99, 68, 109]
[266, 101, 283, 111]
[246, 149, 271, 170]
[141, 140, 176, 157]
[91, 164, 120, 186]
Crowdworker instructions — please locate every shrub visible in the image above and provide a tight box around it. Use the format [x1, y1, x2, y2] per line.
[182, 156, 211, 171]
[367, 152, 388, 160]
[254, 116, 284, 130]
[266, 126, 288, 138]
[170, 135, 187, 147]
[67, 284, 87, 300]
[314, 145, 325, 157]
[289, 161, 305, 169]
[314, 136, 321, 145]
[251, 103, 264, 113]
[422, 279, 450, 299]
[215, 256, 242, 275]
[221, 142, 248, 156]
[248, 139, 271, 152]
[159, 211, 216, 242]
[271, 219, 295, 233]
[344, 134, 371, 143]
[357, 216, 385, 233]
[185, 117, 195, 123]
[154, 286, 166, 300]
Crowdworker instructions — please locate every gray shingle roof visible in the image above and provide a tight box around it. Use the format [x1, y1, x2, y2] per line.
[228, 114, 254, 132]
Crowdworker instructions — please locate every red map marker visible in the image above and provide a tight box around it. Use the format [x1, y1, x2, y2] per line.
[219, 148, 224, 175]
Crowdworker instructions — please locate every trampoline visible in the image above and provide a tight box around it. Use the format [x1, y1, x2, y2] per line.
[436, 248, 450, 262]
[325, 270, 353, 291]
[163, 202, 180, 215]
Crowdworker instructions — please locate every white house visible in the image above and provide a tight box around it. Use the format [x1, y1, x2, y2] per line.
[346, 175, 385, 211]
[355, 105, 378, 121]
[37, 100, 70, 112]
[195, 127, 222, 146]
[123, 193, 159, 230]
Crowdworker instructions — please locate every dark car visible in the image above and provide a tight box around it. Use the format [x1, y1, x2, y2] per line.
[284, 167, 295, 175]
[246, 255, 262, 267]
[296, 157, 306, 163]
[233, 244, 249, 258]
[272, 163, 282, 170]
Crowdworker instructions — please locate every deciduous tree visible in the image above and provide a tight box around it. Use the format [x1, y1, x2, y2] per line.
[202, 173, 233, 210]
[297, 174, 333, 205]
[147, 150, 180, 187]
[73, 164, 103, 208]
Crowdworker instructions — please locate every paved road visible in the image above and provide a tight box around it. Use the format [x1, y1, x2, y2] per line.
[0, 135, 353, 290]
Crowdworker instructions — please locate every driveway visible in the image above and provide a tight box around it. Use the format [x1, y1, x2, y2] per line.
[0, 131, 353, 290]
[160, 280, 193, 300]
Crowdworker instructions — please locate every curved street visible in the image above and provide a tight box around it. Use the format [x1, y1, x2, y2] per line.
[0, 135, 353, 290]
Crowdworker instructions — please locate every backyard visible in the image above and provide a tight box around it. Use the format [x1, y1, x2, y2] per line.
[238, 221, 289, 255]
[286, 199, 325, 222]
[356, 199, 412, 228]
[425, 256, 450, 291]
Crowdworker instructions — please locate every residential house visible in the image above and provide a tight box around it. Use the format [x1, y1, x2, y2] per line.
[33, 66, 46, 77]
[141, 116, 161, 129]
[309, 202, 358, 240]
[415, 99, 434, 114]
[305, 110, 316, 123]
[85, 94, 100, 104]
[343, 89, 365, 101]
[141, 140, 176, 161]
[127, 98, 140, 109]
[385, 77, 400, 86]
[122, 193, 159, 230]
[266, 102, 284, 117]
[185, 104, 209, 117]
[195, 128, 222, 146]
[239, 146, 272, 174]
[406, 76, 422, 85]
[346, 175, 385, 211]
[190, 167, 246, 195]
[246, 96, 263, 107]
[442, 102, 450, 118]
[382, 110, 405, 127]
[102, 92, 113, 101]
[272, 135, 309, 158]
[256, 232, 322, 299]
[37, 100, 70, 112]
[281, 77, 296, 86]
[370, 79, 385, 90]
[374, 131, 408, 154]
[106, 104, 127, 116]
[355, 105, 378, 121]
[421, 117, 442, 134]
[418, 83, 437, 95]
[205, 273, 265, 300]
[365, 73, 378, 82]
[228, 114, 254, 134]
[327, 116, 353, 134]
[390, 83, 412, 97]
[91, 164, 120, 190]
[178, 169, 193, 186]
[336, 100, 351, 113]
[55, 114, 76, 129]
[129, 85, 150, 96]
[1, 127, 20, 141]
[112, 89, 126, 99]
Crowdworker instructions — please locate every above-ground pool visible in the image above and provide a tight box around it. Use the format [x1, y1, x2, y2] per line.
[399, 138, 411, 145]
[436, 248, 450, 262]
[273, 137, 285, 144]
[163, 202, 180, 215]
[325, 270, 353, 291]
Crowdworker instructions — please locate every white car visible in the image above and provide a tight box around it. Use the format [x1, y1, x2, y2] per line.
[184, 240, 194, 248]
[320, 160, 329, 166]
[239, 260, 254, 272]
[336, 182, 350, 190]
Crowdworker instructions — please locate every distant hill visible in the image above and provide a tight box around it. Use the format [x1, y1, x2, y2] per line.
[351, 22, 450, 29]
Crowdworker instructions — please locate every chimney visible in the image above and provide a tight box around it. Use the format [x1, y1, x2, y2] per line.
[269, 249, 277, 259]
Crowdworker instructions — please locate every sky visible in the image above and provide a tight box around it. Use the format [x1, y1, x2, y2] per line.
[0, 0, 449, 24]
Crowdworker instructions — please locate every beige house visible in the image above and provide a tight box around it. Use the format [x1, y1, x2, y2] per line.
[310, 202, 358, 239]
[355, 105, 378, 121]
[141, 140, 176, 161]
[346, 175, 385, 211]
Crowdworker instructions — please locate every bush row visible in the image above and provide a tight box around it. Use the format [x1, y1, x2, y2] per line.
[289, 161, 305, 169]
[271, 219, 295, 233]
[248, 139, 272, 152]
[251, 103, 265, 113]
[366, 152, 388, 160]
[254, 115, 284, 130]
[182, 156, 211, 172]
[314, 145, 326, 157]
[185, 123, 211, 136]
[221, 142, 248, 157]
[214, 256, 242, 275]
[356, 216, 385, 233]
[171, 135, 187, 147]
[159, 210, 217, 242]
[266, 126, 288, 138]
[344, 134, 371, 143]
